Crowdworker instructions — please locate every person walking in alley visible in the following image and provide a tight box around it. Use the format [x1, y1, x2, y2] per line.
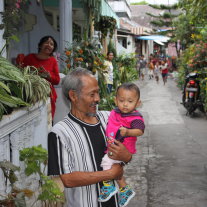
[160, 60, 168, 85]
[154, 61, 160, 84]
[148, 59, 154, 80]
[138, 55, 147, 81]
[47, 68, 133, 207]
[98, 82, 145, 207]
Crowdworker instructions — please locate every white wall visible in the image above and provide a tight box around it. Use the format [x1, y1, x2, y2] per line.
[117, 35, 136, 55]
[117, 42, 127, 55]
[127, 36, 136, 53]
[140, 40, 154, 61]
[53, 73, 70, 124]
[108, 1, 131, 19]
[147, 40, 154, 60]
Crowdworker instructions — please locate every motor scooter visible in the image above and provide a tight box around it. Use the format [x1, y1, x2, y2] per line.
[182, 72, 204, 116]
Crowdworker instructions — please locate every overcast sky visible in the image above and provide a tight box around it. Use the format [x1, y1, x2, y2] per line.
[130, 0, 178, 5]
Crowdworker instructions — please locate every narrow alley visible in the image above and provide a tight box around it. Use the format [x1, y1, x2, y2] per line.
[125, 76, 207, 207]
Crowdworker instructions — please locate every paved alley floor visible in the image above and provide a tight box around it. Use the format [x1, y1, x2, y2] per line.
[125, 76, 207, 207]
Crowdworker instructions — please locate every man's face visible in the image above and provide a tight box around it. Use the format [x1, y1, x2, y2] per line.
[75, 75, 100, 117]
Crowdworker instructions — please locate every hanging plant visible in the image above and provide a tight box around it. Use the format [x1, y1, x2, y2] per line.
[94, 16, 117, 41]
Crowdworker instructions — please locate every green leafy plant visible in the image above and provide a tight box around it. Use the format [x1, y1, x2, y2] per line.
[200, 77, 207, 111]
[0, 56, 29, 119]
[186, 41, 207, 71]
[0, 0, 30, 42]
[0, 145, 64, 206]
[19, 66, 51, 104]
[19, 145, 65, 206]
[98, 71, 115, 111]
[177, 41, 207, 111]
[0, 56, 51, 120]
[0, 160, 31, 207]
[98, 53, 138, 111]
[113, 53, 137, 89]
[107, 40, 117, 58]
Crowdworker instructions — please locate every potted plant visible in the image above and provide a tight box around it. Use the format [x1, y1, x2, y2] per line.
[0, 56, 51, 120]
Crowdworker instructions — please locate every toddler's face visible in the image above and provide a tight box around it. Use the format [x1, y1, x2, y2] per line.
[115, 88, 140, 114]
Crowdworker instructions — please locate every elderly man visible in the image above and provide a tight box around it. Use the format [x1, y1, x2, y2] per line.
[47, 68, 132, 207]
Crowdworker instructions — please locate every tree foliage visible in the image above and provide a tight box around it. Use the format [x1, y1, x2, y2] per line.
[172, 14, 195, 48]
[178, 0, 207, 24]
[146, 3, 180, 36]
[130, 1, 148, 5]
[175, 0, 207, 111]
[172, 0, 207, 48]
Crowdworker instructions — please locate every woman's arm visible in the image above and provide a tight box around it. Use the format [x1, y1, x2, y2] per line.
[47, 58, 60, 85]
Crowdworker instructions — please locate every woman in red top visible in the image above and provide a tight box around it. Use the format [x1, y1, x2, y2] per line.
[23, 36, 60, 119]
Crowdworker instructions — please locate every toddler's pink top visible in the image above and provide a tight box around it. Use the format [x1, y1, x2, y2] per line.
[106, 108, 145, 154]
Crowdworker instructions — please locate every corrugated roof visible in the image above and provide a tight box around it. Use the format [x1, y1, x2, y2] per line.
[119, 17, 152, 35]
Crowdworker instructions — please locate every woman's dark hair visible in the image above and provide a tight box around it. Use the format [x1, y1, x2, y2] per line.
[116, 82, 140, 99]
[38, 36, 57, 55]
[107, 51, 114, 56]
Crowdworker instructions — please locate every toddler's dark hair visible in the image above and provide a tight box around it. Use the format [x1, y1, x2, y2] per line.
[116, 82, 140, 98]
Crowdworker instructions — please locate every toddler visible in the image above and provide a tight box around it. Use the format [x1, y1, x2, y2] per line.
[154, 61, 160, 83]
[98, 82, 145, 207]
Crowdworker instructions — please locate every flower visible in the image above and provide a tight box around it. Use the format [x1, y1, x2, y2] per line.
[63, 39, 104, 73]
[65, 50, 71, 56]
[16, 3, 20, 8]
[78, 49, 83, 54]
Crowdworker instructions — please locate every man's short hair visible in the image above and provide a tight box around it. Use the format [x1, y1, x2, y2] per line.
[62, 67, 93, 101]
